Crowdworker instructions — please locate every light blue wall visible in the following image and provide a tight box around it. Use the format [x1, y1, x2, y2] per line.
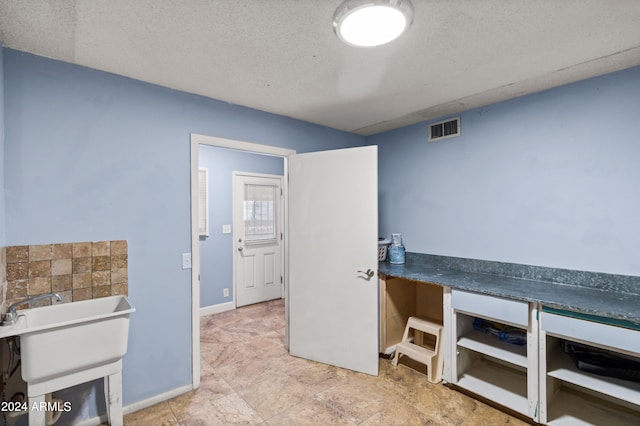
[371, 66, 640, 276]
[199, 146, 284, 307]
[3, 49, 364, 422]
[0, 43, 5, 248]
[5, 42, 639, 422]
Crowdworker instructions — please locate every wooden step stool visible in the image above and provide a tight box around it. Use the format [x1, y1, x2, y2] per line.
[392, 316, 444, 383]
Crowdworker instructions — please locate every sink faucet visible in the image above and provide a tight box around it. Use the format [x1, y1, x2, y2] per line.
[2, 293, 62, 325]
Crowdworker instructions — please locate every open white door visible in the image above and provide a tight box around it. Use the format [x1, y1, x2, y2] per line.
[289, 145, 379, 376]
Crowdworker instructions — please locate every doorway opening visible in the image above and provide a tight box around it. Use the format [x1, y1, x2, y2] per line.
[190, 134, 295, 388]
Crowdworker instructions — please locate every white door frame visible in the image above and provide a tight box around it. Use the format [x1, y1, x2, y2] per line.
[190, 133, 295, 389]
[232, 172, 285, 308]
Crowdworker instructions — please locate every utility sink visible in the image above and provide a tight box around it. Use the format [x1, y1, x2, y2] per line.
[0, 295, 135, 425]
[18, 295, 135, 385]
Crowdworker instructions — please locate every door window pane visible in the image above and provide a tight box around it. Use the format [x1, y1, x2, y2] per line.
[244, 184, 276, 241]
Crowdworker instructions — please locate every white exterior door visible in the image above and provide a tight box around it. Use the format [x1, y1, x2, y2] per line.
[233, 173, 283, 307]
[289, 146, 379, 376]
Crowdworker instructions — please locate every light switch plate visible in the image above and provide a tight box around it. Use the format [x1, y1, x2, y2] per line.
[182, 253, 192, 269]
[222, 224, 232, 234]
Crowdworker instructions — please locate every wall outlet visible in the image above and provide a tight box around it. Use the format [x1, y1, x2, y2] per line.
[222, 224, 232, 234]
[182, 253, 192, 269]
[223, 288, 229, 298]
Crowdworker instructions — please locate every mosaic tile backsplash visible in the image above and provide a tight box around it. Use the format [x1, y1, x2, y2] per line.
[4, 240, 128, 311]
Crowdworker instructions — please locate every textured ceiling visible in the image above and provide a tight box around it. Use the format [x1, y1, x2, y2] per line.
[1, 0, 640, 135]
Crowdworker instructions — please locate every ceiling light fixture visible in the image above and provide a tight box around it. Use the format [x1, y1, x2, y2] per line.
[333, 0, 414, 48]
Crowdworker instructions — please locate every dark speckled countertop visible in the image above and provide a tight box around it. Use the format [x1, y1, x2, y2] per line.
[379, 254, 640, 325]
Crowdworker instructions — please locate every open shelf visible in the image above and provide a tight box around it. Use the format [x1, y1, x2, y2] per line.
[457, 330, 527, 368]
[547, 351, 640, 406]
[379, 277, 443, 354]
[451, 292, 535, 420]
[456, 358, 529, 416]
[546, 386, 640, 426]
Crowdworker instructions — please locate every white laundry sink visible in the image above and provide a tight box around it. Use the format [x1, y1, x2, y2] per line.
[18, 295, 135, 385]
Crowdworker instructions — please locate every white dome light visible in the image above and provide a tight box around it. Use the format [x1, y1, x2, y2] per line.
[333, 0, 414, 48]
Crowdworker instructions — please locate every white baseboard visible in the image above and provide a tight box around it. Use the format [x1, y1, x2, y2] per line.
[200, 301, 235, 317]
[73, 384, 193, 426]
[123, 384, 193, 415]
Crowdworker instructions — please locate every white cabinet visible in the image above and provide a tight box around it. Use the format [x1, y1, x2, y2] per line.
[539, 310, 640, 425]
[392, 275, 640, 425]
[448, 290, 538, 421]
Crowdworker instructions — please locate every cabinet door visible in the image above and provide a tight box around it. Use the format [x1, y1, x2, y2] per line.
[451, 289, 528, 327]
[541, 311, 640, 355]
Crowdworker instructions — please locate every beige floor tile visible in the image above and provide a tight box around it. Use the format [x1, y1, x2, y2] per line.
[243, 334, 289, 357]
[307, 379, 395, 424]
[460, 402, 530, 426]
[177, 393, 264, 426]
[236, 368, 310, 420]
[265, 396, 360, 426]
[168, 375, 235, 420]
[123, 401, 177, 425]
[287, 361, 348, 396]
[358, 397, 440, 426]
[202, 311, 253, 330]
[123, 299, 527, 426]
[201, 341, 248, 368]
[201, 326, 244, 345]
[209, 354, 280, 389]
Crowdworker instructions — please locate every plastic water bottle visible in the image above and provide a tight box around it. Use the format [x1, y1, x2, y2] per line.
[388, 233, 405, 264]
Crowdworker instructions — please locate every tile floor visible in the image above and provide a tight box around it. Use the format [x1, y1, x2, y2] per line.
[123, 299, 528, 425]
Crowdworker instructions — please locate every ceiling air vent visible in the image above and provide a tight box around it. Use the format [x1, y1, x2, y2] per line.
[428, 117, 460, 142]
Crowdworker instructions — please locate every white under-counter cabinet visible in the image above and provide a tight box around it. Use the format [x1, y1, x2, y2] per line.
[447, 289, 538, 421]
[539, 309, 640, 425]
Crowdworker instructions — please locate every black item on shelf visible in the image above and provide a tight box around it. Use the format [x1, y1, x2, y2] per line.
[563, 341, 640, 383]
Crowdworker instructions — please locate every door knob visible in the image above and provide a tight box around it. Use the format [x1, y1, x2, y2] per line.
[357, 269, 375, 280]
[238, 246, 243, 252]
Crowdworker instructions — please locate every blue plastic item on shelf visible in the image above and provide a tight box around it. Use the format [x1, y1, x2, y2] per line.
[472, 317, 527, 346]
